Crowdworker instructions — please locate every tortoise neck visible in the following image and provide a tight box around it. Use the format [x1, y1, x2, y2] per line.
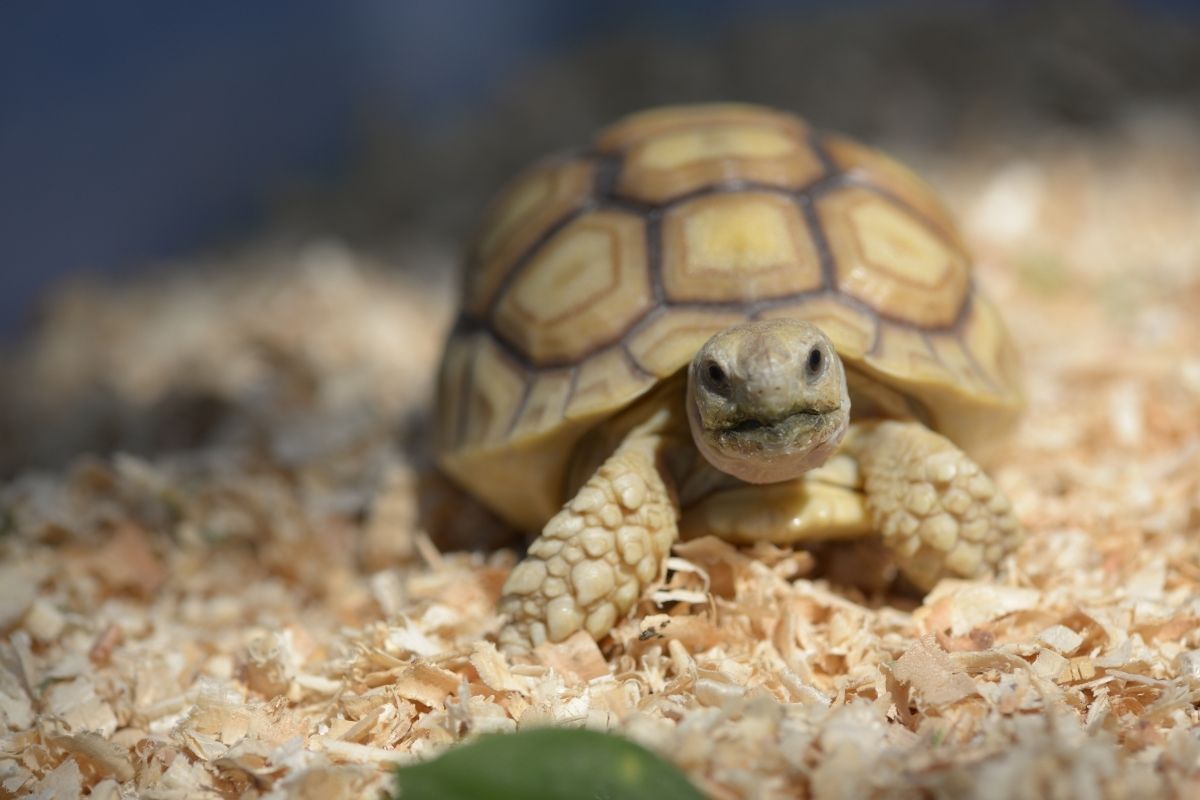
[564, 373, 693, 500]
[844, 366, 932, 427]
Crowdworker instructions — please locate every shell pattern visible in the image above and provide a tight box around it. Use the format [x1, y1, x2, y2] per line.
[436, 104, 1021, 529]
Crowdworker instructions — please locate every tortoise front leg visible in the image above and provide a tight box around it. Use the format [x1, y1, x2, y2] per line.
[498, 417, 679, 654]
[845, 420, 1022, 590]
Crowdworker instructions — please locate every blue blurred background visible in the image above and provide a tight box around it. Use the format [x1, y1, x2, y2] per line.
[2, 0, 1197, 337]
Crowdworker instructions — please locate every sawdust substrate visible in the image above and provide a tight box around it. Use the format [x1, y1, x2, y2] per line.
[2, 117, 1200, 799]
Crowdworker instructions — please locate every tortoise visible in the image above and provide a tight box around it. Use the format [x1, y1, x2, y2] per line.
[434, 103, 1023, 652]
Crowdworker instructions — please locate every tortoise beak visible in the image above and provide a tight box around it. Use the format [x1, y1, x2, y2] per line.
[712, 405, 849, 483]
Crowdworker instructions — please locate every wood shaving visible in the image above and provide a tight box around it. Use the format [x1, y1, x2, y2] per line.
[533, 632, 611, 683]
[891, 636, 979, 707]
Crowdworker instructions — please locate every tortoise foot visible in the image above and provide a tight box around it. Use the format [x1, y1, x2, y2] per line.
[498, 445, 677, 654]
[849, 421, 1023, 590]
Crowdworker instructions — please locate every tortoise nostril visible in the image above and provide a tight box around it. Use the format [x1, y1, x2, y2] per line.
[807, 347, 823, 376]
[704, 361, 731, 396]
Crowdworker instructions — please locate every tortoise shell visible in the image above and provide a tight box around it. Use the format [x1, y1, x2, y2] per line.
[436, 104, 1022, 531]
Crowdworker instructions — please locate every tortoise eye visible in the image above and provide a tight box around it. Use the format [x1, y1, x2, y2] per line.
[806, 347, 823, 376]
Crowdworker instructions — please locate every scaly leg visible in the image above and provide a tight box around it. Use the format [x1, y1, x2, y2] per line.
[845, 420, 1022, 590]
[498, 416, 679, 653]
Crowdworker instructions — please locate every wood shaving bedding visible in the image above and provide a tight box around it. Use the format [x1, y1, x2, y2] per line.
[2, 117, 1200, 798]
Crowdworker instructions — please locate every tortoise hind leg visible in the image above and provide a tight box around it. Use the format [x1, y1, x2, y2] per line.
[845, 420, 1022, 590]
[498, 418, 679, 654]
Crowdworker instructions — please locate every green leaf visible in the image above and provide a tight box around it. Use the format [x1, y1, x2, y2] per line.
[392, 727, 705, 800]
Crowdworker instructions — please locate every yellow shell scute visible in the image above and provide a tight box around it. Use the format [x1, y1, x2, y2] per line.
[460, 336, 528, 448]
[958, 292, 1022, 404]
[638, 124, 795, 168]
[493, 210, 652, 364]
[466, 158, 595, 315]
[865, 323, 949, 388]
[566, 346, 655, 422]
[853, 201, 954, 286]
[615, 118, 823, 203]
[595, 103, 807, 152]
[434, 331, 476, 452]
[509, 369, 575, 442]
[823, 132, 963, 248]
[628, 308, 747, 377]
[757, 295, 877, 362]
[926, 332, 996, 398]
[820, 187, 969, 328]
[662, 192, 821, 302]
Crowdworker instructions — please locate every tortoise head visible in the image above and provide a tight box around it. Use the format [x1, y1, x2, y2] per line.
[687, 318, 850, 484]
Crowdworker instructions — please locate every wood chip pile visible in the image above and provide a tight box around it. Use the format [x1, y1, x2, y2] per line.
[2, 116, 1199, 798]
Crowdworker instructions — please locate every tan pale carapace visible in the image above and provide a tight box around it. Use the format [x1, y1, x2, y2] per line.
[436, 103, 1022, 531]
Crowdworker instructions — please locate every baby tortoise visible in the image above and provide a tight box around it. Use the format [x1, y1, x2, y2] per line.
[434, 103, 1023, 653]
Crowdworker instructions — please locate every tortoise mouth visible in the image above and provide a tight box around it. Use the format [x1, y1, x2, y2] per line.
[704, 404, 849, 484]
[719, 404, 840, 441]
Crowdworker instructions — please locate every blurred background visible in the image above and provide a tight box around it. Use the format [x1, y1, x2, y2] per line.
[3, 0, 1198, 336]
[2, 0, 1199, 477]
